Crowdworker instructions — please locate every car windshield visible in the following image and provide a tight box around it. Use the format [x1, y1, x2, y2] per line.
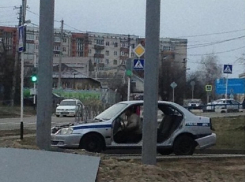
[60, 101, 76, 106]
[95, 103, 128, 121]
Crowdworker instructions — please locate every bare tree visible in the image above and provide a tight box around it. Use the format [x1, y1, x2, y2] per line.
[187, 54, 223, 102]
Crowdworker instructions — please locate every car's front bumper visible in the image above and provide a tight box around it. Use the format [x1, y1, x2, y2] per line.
[51, 134, 81, 148]
[195, 133, 216, 149]
[56, 111, 76, 116]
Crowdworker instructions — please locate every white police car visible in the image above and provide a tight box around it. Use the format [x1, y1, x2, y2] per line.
[51, 100, 216, 155]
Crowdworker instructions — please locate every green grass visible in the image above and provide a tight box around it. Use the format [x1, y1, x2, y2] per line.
[211, 116, 245, 150]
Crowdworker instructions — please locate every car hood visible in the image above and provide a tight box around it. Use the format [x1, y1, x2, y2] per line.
[56, 106, 76, 110]
[72, 120, 112, 130]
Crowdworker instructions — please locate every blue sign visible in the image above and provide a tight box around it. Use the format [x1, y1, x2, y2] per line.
[215, 78, 245, 94]
[18, 25, 26, 52]
[223, 64, 232, 74]
[133, 59, 144, 70]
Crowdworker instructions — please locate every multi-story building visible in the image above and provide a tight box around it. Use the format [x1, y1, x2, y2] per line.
[0, 25, 188, 85]
[0, 26, 17, 56]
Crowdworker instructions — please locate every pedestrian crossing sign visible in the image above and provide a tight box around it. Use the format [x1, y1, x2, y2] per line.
[223, 64, 232, 74]
[133, 59, 144, 70]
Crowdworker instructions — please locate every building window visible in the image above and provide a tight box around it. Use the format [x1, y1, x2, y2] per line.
[131, 44, 135, 49]
[106, 50, 109, 56]
[89, 49, 92, 53]
[106, 59, 109, 64]
[95, 39, 104, 45]
[63, 47, 66, 52]
[114, 51, 117, 56]
[106, 41, 110, 46]
[63, 38, 67, 43]
[26, 33, 34, 41]
[54, 36, 61, 42]
[120, 51, 124, 56]
[113, 60, 117, 65]
[114, 42, 118, 47]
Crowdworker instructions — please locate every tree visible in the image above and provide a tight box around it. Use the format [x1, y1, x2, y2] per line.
[187, 54, 223, 102]
[159, 54, 187, 105]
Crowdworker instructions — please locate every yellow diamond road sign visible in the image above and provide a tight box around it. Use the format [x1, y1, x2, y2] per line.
[134, 44, 145, 57]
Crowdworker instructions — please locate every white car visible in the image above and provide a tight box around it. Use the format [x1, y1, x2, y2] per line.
[51, 100, 216, 155]
[55, 99, 84, 117]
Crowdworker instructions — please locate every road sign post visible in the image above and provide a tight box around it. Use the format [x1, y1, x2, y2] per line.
[170, 82, 177, 102]
[190, 81, 195, 99]
[223, 64, 232, 99]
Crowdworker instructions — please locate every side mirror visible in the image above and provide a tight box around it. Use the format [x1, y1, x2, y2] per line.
[57, 104, 59, 106]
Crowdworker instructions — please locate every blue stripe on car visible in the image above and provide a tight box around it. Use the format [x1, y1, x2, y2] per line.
[186, 123, 210, 127]
[73, 124, 112, 130]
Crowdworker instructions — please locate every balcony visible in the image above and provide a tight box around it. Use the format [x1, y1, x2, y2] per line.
[94, 44, 104, 50]
[94, 53, 104, 58]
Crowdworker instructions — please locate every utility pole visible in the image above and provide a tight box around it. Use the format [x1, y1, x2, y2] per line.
[58, 19, 64, 89]
[20, 0, 27, 140]
[142, 0, 161, 165]
[37, 0, 54, 150]
[11, 5, 22, 107]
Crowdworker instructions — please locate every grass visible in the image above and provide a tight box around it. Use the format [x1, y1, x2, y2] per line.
[211, 116, 245, 150]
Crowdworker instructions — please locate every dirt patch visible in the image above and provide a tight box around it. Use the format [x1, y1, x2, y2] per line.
[0, 136, 244, 182]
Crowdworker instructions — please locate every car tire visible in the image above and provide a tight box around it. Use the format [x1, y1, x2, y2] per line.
[56, 115, 60, 117]
[173, 135, 195, 155]
[157, 148, 173, 155]
[80, 133, 104, 153]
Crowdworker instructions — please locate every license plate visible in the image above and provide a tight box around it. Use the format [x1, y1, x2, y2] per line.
[61, 112, 69, 115]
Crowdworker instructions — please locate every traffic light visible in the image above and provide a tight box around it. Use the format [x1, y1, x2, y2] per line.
[31, 74, 37, 82]
[126, 58, 133, 77]
[31, 67, 38, 83]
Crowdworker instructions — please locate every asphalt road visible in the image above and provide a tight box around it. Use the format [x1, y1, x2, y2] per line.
[1, 111, 245, 130]
[0, 115, 76, 130]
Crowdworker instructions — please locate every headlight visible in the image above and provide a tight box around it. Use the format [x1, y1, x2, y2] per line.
[59, 127, 73, 135]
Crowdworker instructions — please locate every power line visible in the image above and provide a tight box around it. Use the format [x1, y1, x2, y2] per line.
[177, 28, 245, 38]
[188, 46, 245, 56]
[187, 35, 245, 49]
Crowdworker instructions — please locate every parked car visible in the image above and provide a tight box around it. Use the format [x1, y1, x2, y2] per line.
[205, 99, 242, 113]
[51, 100, 216, 155]
[55, 99, 84, 117]
[187, 99, 203, 109]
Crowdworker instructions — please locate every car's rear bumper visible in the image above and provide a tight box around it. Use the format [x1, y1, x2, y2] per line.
[195, 133, 216, 149]
[51, 134, 81, 148]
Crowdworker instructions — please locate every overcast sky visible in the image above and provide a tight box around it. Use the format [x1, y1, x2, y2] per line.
[1, 0, 245, 77]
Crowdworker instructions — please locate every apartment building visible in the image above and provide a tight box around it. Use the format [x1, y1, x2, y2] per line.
[0, 25, 188, 79]
[0, 26, 17, 56]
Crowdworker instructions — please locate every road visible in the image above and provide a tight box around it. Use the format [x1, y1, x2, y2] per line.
[1, 111, 245, 131]
[0, 115, 76, 130]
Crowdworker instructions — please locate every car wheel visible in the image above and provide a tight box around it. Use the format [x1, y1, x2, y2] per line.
[173, 135, 195, 155]
[157, 148, 173, 155]
[80, 133, 104, 153]
[56, 115, 60, 117]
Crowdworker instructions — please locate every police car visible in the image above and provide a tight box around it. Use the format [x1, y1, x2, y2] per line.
[51, 100, 216, 155]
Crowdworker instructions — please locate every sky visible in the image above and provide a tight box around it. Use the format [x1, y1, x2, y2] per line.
[1, 0, 245, 78]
